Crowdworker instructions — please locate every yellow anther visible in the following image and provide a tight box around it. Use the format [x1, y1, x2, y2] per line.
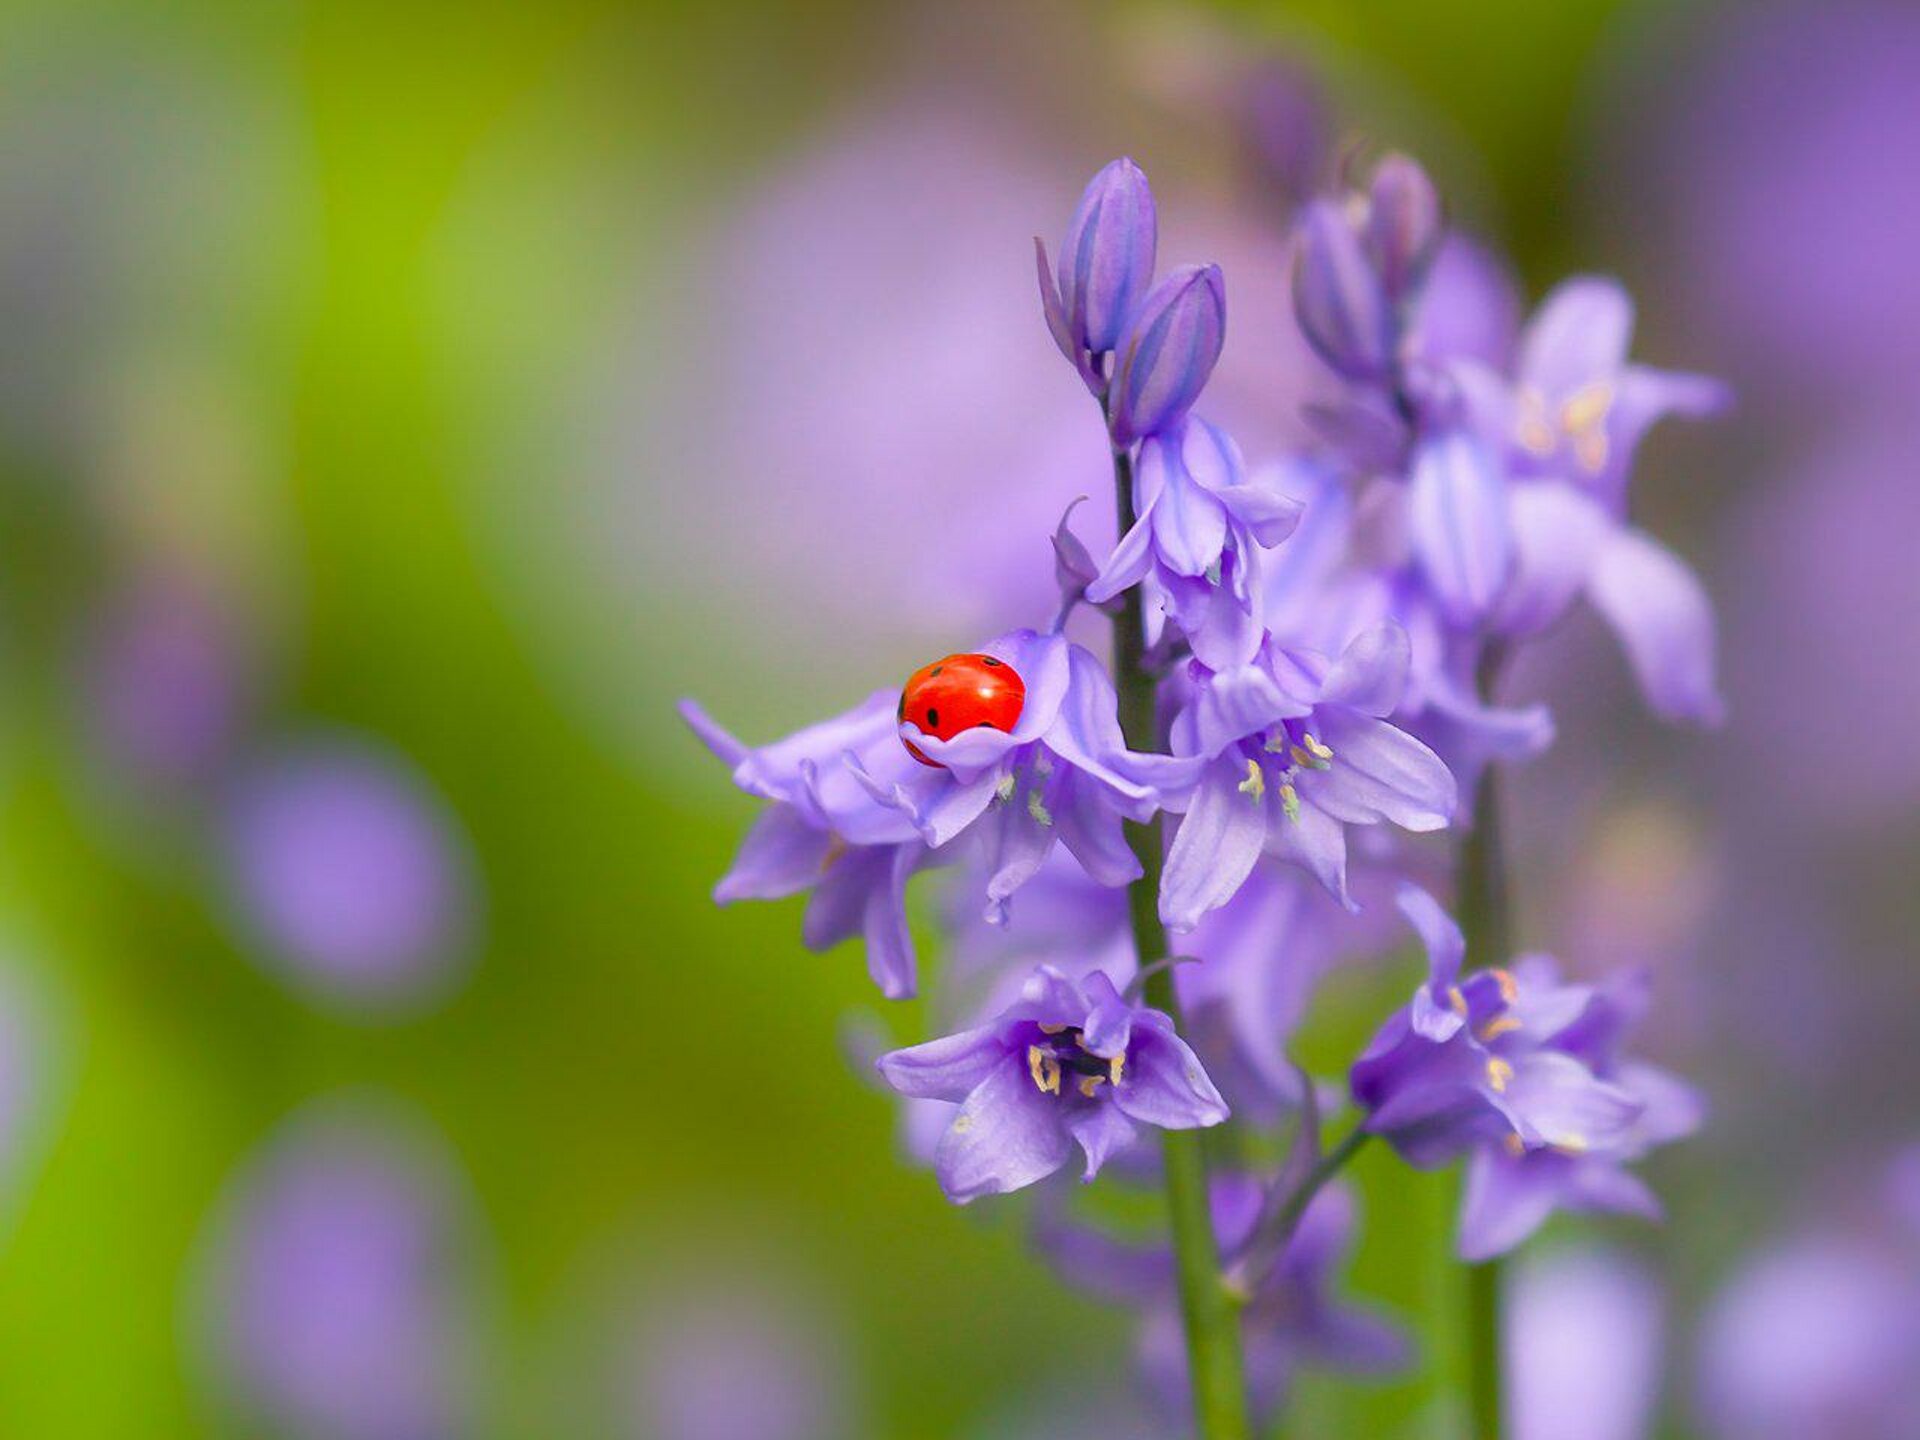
[1515, 387, 1558, 457]
[1560, 381, 1614, 436]
[821, 834, 848, 873]
[1279, 782, 1300, 823]
[1480, 1016, 1522, 1042]
[1078, 1075, 1106, 1099]
[1302, 733, 1334, 761]
[1038, 1023, 1069, 1035]
[1238, 758, 1265, 801]
[1553, 1133, 1590, 1156]
[1573, 426, 1610, 475]
[1447, 986, 1469, 1017]
[1028, 1046, 1062, 1095]
[1503, 1132, 1527, 1157]
[1491, 968, 1519, 1005]
[1486, 1057, 1515, 1093]
[1109, 1053, 1126, 1086]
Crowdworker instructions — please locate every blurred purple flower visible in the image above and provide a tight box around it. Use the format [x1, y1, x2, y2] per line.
[78, 571, 250, 793]
[1040, 1176, 1404, 1428]
[1697, 1233, 1920, 1440]
[624, 1279, 858, 1440]
[1350, 885, 1702, 1258]
[195, 1102, 480, 1440]
[1508, 1246, 1664, 1440]
[220, 738, 477, 1011]
[878, 965, 1227, 1202]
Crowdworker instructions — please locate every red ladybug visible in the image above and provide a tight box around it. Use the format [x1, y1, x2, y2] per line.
[897, 653, 1027, 767]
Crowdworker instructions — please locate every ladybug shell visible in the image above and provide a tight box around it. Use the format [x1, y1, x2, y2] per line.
[897, 653, 1027, 768]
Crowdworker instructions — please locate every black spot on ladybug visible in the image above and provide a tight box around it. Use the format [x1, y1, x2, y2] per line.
[930, 664, 943, 676]
[926, 707, 940, 728]
[981, 657, 1002, 667]
[896, 695, 906, 720]
[973, 720, 994, 729]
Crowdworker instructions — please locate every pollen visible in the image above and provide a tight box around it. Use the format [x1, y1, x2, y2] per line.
[1447, 986, 1469, 1016]
[1553, 1133, 1590, 1155]
[1491, 968, 1519, 1005]
[1486, 1057, 1515, 1093]
[1078, 1075, 1106, 1098]
[1515, 387, 1558, 457]
[1503, 1132, 1526, 1157]
[1027, 790, 1054, 825]
[1028, 1046, 1063, 1095]
[1109, 1052, 1126, 1086]
[1280, 783, 1301, 823]
[1238, 758, 1266, 801]
[1479, 1016, 1522, 1041]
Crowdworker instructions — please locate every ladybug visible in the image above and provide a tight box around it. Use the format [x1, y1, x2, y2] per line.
[897, 653, 1027, 767]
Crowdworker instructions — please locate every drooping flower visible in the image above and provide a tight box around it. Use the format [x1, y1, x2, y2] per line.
[1039, 1176, 1405, 1427]
[1157, 623, 1456, 929]
[1086, 415, 1305, 668]
[877, 966, 1227, 1202]
[1349, 885, 1703, 1258]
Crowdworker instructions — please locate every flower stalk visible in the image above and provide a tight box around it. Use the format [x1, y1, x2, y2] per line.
[1455, 646, 1514, 1440]
[1111, 441, 1253, 1440]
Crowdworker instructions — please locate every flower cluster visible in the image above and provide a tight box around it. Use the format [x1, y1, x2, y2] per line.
[685, 147, 1720, 1425]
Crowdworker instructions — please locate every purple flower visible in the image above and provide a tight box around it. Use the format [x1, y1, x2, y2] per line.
[877, 966, 1228, 1202]
[1108, 263, 1227, 446]
[220, 737, 478, 1013]
[1350, 885, 1702, 1258]
[193, 1101, 480, 1440]
[1508, 1245, 1665, 1440]
[1158, 623, 1456, 928]
[1697, 1232, 1920, 1440]
[689, 629, 1195, 999]
[1086, 415, 1305, 668]
[1040, 1176, 1405, 1427]
[1037, 158, 1158, 388]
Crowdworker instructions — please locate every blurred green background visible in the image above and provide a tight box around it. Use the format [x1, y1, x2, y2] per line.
[0, 1, 1816, 1435]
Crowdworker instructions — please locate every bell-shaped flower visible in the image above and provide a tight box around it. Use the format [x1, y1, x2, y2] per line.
[1037, 158, 1158, 392]
[1349, 885, 1703, 1258]
[876, 966, 1227, 1203]
[1108, 264, 1227, 446]
[1157, 623, 1457, 930]
[1086, 416, 1304, 668]
[1038, 1176, 1406, 1428]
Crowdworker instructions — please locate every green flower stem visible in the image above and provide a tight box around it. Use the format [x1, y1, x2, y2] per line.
[1455, 646, 1514, 1439]
[1110, 442, 1252, 1440]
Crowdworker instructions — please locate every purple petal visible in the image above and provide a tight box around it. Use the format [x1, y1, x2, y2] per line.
[1059, 157, 1157, 355]
[1112, 1024, 1230, 1130]
[1409, 429, 1513, 625]
[1266, 791, 1352, 909]
[1520, 276, 1634, 398]
[1318, 622, 1410, 717]
[1585, 527, 1725, 726]
[1458, 1145, 1563, 1261]
[1066, 1101, 1141, 1181]
[1144, 433, 1231, 577]
[1298, 710, 1456, 831]
[1035, 237, 1076, 367]
[1293, 200, 1393, 380]
[933, 1058, 1073, 1203]
[713, 805, 832, 904]
[1085, 500, 1158, 605]
[1050, 771, 1144, 888]
[1502, 1053, 1644, 1153]
[986, 629, 1074, 744]
[1177, 664, 1307, 761]
[1495, 485, 1611, 637]
[877, 1024, 1010, 1102]
[1161, 756, 1269, 932]
[1395, 882, 1466, 1001]
[678, 698, 749, 767]
[862, 843, 920, 998]
[980, 790, 1057, 924]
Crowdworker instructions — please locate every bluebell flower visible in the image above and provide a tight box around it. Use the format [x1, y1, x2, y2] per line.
[1086, 416, 1305, 668]
[1156, 623, 1457, 929]
[1037, 158, 1158, 392]
[1349, 885, 1704, 1258]
[1108, 263, 1228, 446]
[1039, 1176, 1405, 1427]
[877, 966, 1228, 1202]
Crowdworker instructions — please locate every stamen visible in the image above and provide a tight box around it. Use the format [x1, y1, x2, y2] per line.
[1479, 1016, 1522, 1041]
[1503, 1132, 1526, 1157]
[1447, 986, 1469, 1016]
[1108, 1053, 1126, 1086]
[1028, 1046, 1062, 1095]
[1491, 968, 1519, 1005]
[1280, 783, 1301, 823]
[1553, 1134, 1589, 1156]
[1485, 1057, 1514, 1093]
[1238, 758, 1265, 801]
[1078, 1075, 1106, 1098]
[1515, 387, 1557, 457]
[994, 774, 1017, 803]
[1027, 790, 1053, 826]
[1038, 1023, 1069, 1035]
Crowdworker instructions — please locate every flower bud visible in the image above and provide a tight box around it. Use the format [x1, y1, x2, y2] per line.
[1058, 158, 1157, 357]
[1292, 199, 1393, 381]
[1364, 152, 1443, 304]
[1107, 264, 1226, 447]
